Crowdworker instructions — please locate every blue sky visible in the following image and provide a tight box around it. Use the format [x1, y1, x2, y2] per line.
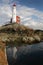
[0, 0, 43, 30]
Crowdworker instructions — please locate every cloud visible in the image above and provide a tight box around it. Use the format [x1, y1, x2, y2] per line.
[0, 1, 43, 30]
[0, 5, 12, 25]
[17, 5, 43, 30]
[1, 0, 19, 5]
[1, 0, 13, 4]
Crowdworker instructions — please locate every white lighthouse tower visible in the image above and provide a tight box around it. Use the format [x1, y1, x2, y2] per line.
[12, 3, 16, 23]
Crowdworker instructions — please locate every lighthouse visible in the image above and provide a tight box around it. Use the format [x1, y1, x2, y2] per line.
[12, 3, 16, 23]
[10, 3, 20, 24]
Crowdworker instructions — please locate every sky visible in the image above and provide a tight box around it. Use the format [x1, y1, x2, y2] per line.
[0, 0, 43, 30]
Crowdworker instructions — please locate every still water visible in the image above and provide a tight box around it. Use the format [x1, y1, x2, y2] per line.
[6, 42, 43, 65]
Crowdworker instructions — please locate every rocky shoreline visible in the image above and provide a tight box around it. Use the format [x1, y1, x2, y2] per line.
[0, 23, 43, 46]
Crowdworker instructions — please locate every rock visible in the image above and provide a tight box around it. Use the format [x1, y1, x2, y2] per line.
[27, 37, 35, 43]
[0, 41, 8, 65]
[0, 23, 43, 45]
[22, 36, 35, 44]
[33, 35, 41, 42]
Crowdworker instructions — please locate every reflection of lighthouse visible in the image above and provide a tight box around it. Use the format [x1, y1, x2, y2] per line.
[12, 3, 16, 23]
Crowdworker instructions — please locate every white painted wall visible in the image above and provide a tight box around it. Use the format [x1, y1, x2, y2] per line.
[12, 6, 16, 23]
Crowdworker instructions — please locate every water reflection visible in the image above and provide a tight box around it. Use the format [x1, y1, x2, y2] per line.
[6, 42, 43, 65]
